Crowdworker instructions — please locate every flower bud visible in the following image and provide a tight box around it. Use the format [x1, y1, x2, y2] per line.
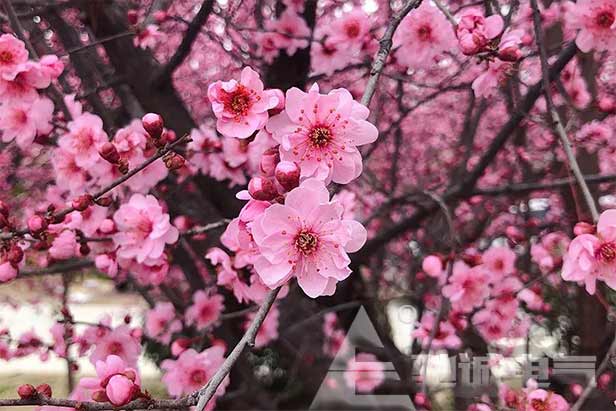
[142, 113, 164, 139]
[127, 10, 139, 25]
[117, 158, 129, 175]
[153, 10, 167, 23]
[598, 96, 615, 113]
[36, 384, 52, 398]
[99, 219, 116, 234]
[79, 243, 90, 256]
[163, 153, 185, 171]
[248, 177, 277, 201]
[7, 245, 23, 266]
[574, 221, 595, 236]
[260, 147, 280, 176]
[106, 375, 137, 406]
[422, 255, 443, 278]
[99, 142, 120, 164]
[17, 384, 36, 399]
[28, 215, 48, 235]
[72, 194, 93, 212]
[275, 161, 300, 191]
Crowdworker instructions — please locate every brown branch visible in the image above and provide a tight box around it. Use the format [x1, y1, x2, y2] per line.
[154, 0, 215, 85]
[0, 134, 191, 241]
[360, 0, 423, 106]
[529, 0, 598, 222]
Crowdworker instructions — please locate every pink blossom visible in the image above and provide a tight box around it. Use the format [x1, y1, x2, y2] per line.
[267, 84, 378, 184]
[562, 210, 616, 294]
[497, 29, 525, 61]
[526, 389, 570, 411]
[422, 255, 443, 278]
[393, 1, 456, 69]
[207, 67, 279, 139]
[442, 264, 490, 312]
[344, 353, 385, 393]
[145, 302, 182, 344]
[266, 10, 310, 57]
[52, 148, 90, 195]
[327, 9, 371, 46]
[310, 39, 358, 76]
[112, 194, 179, 264]
[59, 113, 108, 168]
[161, 347, 228, 405]
[185, 290, 224, 330]
[413, 312, 462, 350]
[456, 8, 504, 55]
[89, 325, 141, 367]
[567, 0, 616, 53]
[472, 60, 513, 98]
[49, 230, 79, 260]
[0, 34, 28, 80]
[482, 246, 516, 281]
[0, 96, 53, 149]
[251, 179, 367, 298]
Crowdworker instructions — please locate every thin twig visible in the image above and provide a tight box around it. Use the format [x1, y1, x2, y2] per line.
[529, 0, 598, 222]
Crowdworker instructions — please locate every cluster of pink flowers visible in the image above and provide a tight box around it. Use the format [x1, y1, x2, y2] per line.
[81, 355, 142, 406]
[0, 34, 62, 150]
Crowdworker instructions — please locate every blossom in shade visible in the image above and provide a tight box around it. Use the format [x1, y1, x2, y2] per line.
[112, 194, 179, 264]
[207, 67, 280, 139]
[344, 353, 385, 393]
[442, 263, 490, 312]
[185, 290, 224, 330]
[413, 312, 462, 350]
[562, 210, 616, 294]
[251, 179, 367, 298]
[266, 84, 378, 184]
[0, 96, 53, 149]
[89, 325, 141, 368]
[145, 302, 182, 344]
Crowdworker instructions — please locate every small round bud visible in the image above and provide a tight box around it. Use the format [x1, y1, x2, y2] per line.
[72, 194, 93, 212]
[153, 10, 167, 23]
[99, 142, 120, 164]
[124, 314, 132, 324]
[79, 243, 91, 256]
[142, 113, 164, 139]
[127, 10, 139, 25]
[7, 245, 23, 266]
[248, 177, 277, 201]
[99, 219, 116, 234]
[598, 96, 616, 113]
[17, 384, 36, 399]
[275, 161, 300, 191]
[163, 153, 185, 171]
[28, 215, 48, 235]
[36, 384, 52, 398]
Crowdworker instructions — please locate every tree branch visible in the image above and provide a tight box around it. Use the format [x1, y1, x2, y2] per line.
[154, 0, 215, 85]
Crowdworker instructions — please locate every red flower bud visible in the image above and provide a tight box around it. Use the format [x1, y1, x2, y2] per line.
[127, 10, 139, 25]
[79, 243, 91, 256]
[17, 384, 36, 399]
[27, 215, 48, 235]
[99, 142, 120, 164]
[574, 221, 596, 236]
[163, 153, 185, 171]
[248, 177, 277, 201]
[36, 384, 52, 398]
[72, 194, 93, 212]
[118, 158, 129, 175]
[142, 113, 164, 139]
[275, 161, 300, 192]
[7, 245, 23, 266]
